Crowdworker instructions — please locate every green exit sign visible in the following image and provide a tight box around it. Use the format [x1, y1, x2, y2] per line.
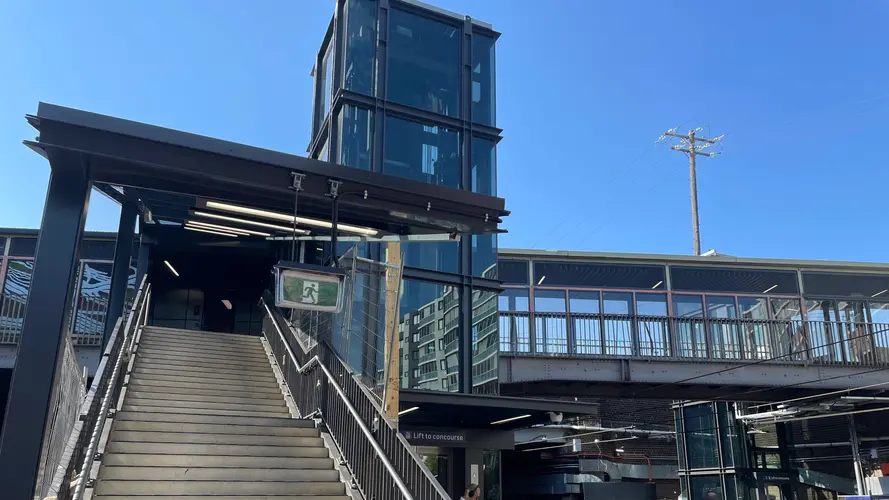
[275, 265, 345, 313]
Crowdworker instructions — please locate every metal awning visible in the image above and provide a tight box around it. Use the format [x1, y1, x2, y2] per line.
[24, 103, 508, 240]
[397, 390, 599, 429]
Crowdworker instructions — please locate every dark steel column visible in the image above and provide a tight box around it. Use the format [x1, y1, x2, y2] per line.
[135, 238, 149, 290]
[0, 156, 91, 499]
[103, 202, 137, 347]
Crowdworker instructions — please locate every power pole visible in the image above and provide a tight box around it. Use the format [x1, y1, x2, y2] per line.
[659, 127, 724, 255]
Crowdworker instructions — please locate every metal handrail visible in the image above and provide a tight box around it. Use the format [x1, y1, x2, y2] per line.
[69, 278, 150, 500]
[261, 299, 417, 500]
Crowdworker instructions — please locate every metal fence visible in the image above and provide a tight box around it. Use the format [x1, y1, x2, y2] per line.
[0, 292, 109, 347]
[34, 336, 86, 500]
[500, 311, 889, 366]
[261, 291, 450, 500]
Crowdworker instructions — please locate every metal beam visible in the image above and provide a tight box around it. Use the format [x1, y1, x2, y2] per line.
[103, 202, 137, 347]
[0, 152, 92, 499]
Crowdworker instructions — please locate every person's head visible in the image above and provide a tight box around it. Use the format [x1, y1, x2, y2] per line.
[464, 484, 480, 500]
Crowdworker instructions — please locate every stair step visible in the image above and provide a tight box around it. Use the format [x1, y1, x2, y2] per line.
[101, 453, 333, 469]
[125, 383, 284, 400]
[105, 442, 331, 458]
[122, 405, 290, 418]
[128, 379, 282, 394]
[133, 360, 276, 378]
[110, 430, 321, 447]
[132, 367, 277, 385]
[98, 466, 339, 482]
[137, 347, 270, 364]
[125, 390, 285, 406]
[143, 329, 263, 346]
[97, 496, 349, 500]
[124, 397, 285, 412]
[135, 356, 272, 372]
[112, 420, 318, 437]
[95, 480, 345, 496]
[115, 411, 312, 427]
[139, 338, 266, 356]
[130, 371, 280, 388]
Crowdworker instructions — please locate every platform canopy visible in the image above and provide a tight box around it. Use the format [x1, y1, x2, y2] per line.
[25, 103, 508, 242]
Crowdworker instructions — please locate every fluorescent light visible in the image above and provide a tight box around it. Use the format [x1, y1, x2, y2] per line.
[186, 220, 270, 237]
[192, 210, 309, 234]
[184, 226, 238, 238]
[163, 260, 180, 277]
[221, 299, 232, 310]
[398, 406, 420, 416]
[873, 289, 888, 298]
[537, 276, 546, 285]
[652, 280, 663, 289]
[491, 414, 532, 425]
[762, 284, 778, 294]
[615, 447, 624, 453]
[205, 201, 379, 236]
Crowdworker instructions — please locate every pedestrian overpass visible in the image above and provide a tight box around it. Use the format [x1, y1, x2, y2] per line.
[498, 311, 889, 400]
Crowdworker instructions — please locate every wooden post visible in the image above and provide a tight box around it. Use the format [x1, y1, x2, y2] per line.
[383, 242, 402, 421]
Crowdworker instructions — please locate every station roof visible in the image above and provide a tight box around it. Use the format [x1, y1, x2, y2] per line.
[24, 103, 508, 244]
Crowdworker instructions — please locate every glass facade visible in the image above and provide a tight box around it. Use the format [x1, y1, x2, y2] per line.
[338, 105, 373, 170]
[471, 288, 499, 394]
[471, 35, 496, 126]
[388, 8, 460, 116]
[343, 0, 376, 95]
[383, 116, 460, 187]
[398, 280, 460, 392]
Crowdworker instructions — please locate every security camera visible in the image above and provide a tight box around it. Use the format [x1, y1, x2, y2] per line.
[547, 412, 563, 424]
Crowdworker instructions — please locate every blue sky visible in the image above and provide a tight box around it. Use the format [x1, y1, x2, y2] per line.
[1, 1, 888, 261]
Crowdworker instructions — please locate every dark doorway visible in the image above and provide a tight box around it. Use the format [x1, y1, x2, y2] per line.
[203, 289, 236, 333]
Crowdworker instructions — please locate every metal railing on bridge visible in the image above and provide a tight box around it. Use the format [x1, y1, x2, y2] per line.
[499, 311, 889, 366]
[0, 292, 110, 347]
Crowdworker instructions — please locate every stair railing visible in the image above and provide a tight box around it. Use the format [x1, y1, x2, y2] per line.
[261, 293, 451, 500]
[50, 276, 151, 500]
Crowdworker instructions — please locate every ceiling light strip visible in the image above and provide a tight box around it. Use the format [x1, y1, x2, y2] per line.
[205, 201, 378, 236]
[184, 226, 238, 237]
[192, 210, 309, 234]
[186, 220, 270, 237]
[163, 260, 180, 277]
[490, 414, 532, 425]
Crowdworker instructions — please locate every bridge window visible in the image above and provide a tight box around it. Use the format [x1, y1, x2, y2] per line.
[497, 260, 528, 285]
[568, 291, 599, 314]
[532, 261, 665, 289]
[498, 289, 529, 311]
[499, 290, 530, 354]
[802, 271, 889, 298]
[534, 290, 567, 353]
[670, 266, 798, 294]
[9, 237, 37, 257]
[534, 289, 566, 312]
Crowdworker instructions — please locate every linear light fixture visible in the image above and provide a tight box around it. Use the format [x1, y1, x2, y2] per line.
[652, 280, 663, 289]
[537, 276, 546, 285]
[873, 289, 888, 298]
[491, 414, 532, 425]
[186, 220, 270, 237]
[205, 200, 379, 236]
[615, 447, 625, 453]
[398, 406, 420, 416]
[762, 284, 778, 294]
[221, 299, 233, 310]
[593, 436, 638, 445]
[192, 210, 309, 235]
[184, 226, 238, 238]
[163, 260, 180, 277]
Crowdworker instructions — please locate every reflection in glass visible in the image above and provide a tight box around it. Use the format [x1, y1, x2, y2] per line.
[383, 116, 460, 187]
[838, 300, 872, 362]
[674, 295, 706, 358]
[689, 475, 722, 500]
[499, 289, 529, 353]
[483, 450, 502, 500]
[388, 9, 460, 116]
[472, 234, 498, 278]
[684, 404, 719, 469]
[771, 298, 804, 360]
[343, 0, 376, 95]
[73, 262, 113, 345]
[569, 291, 600, 354]
[472, 289, 499, 394]
[316, 44, 333, 134]
[707, 295, 740, 359]
[472, 34, 496, 126]
[338, 106, 373, 170]
[636, 294, 668, 356]
[739, 297, 770, 359]
[603, 292, 633, 355]
[0, 259, 33, 342]
[805, 300, 844, 361]
[399, 281, 460, 392]
[717, 402, 744, 468]
[868, 302, 889, 362]
[471, 137, 496, 195]
[400, 241, 459, 274]
[535, 290, 566, 353]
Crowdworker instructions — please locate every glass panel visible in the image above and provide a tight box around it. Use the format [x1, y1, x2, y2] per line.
[636, 294, 668, 356]
[0, 237, 5, 255]
[868, 302, 889, 363]
[498, 289, 529, 311]
[338, 105, 373, 170]
[498, 260, 529, 285]
[688, 475, 722, 500]
[535, 290, 567, 353]
[9, 237, 38, 257]
[383, 115, 460, 187]
[499, 290, 529, 353]
[80, 239, 117, 260]
[569, 291, 600, 314]
[670, 266, 799, 294]
[718, 402, 744, 468]
[318, 139, 329, 162]
[684, 403, 719, 469]
[388, 9, 460, 117]
[534, 261, 665, 289]
[0, 259, 32, 343]
[803, 271, 889, 298]
[706, 296, 740, 359]
[603, 292, 633, 355]
[483, 450, 501, 500]
[472, 234, 497, 278]
[471, 34, 496, 126]
[343, 0, 376, 95]
[535, 290, 566, 312]
[739, 297, 771, 359]
[675, 408, 687, 470]
[471, 136, 496, 195]
[570, 291, 600, 355]
[805, 300, 843, 361]
[838, 300, 871, 362]
[316, 43, 333, 133]
[673, 295, 706, 358]
[771, 298, 803, 360]
[472, 288, 498, 394]
[399, 241, 459, 274]
[399, 280, 460, 392]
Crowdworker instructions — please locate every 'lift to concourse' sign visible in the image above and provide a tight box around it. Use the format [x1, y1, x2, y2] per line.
[274, 262, 345, 313]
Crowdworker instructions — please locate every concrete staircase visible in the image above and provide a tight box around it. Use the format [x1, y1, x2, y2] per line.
[94, 326, 348, 499]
